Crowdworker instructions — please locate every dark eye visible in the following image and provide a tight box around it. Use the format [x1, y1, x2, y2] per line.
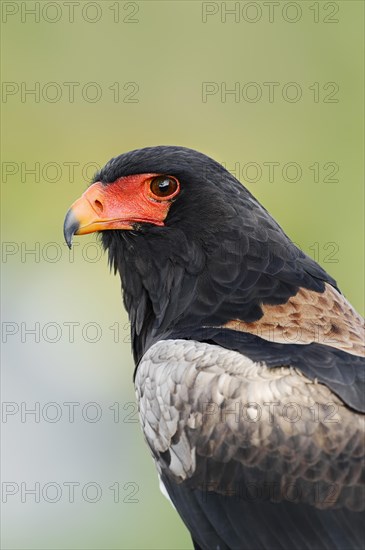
[150, 176, 179, 198]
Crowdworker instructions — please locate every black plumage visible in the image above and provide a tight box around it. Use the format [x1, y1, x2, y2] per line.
[97, 147, 335, 354]
[64, 146, 365, 550]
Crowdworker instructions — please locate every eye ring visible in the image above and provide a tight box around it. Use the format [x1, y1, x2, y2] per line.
[149, 175, 179, 200]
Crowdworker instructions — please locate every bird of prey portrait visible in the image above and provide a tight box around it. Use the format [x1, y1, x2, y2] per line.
[64, 146, 365, 550]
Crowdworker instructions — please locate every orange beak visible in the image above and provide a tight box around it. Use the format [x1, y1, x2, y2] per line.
[63, 182, 135, 248]
[63, 175, 170, 248]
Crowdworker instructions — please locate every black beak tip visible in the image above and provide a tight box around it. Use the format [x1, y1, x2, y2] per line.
[63, 209, 80, 249]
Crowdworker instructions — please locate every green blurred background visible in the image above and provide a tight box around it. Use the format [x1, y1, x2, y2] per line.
[1, 1, 364, 548]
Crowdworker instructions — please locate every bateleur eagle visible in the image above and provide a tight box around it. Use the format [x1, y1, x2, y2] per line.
[64, 146, 365, 550]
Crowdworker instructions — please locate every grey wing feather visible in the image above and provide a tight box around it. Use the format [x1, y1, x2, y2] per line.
[135, 339, 365, 549]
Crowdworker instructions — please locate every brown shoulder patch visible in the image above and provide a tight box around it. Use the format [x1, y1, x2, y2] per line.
[223, 284, 365, 357]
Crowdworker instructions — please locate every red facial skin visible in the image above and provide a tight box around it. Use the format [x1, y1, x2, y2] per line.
[68, 173, 180, 235]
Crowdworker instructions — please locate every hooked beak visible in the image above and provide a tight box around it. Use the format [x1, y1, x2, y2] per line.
[63, 181, 134, 248]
